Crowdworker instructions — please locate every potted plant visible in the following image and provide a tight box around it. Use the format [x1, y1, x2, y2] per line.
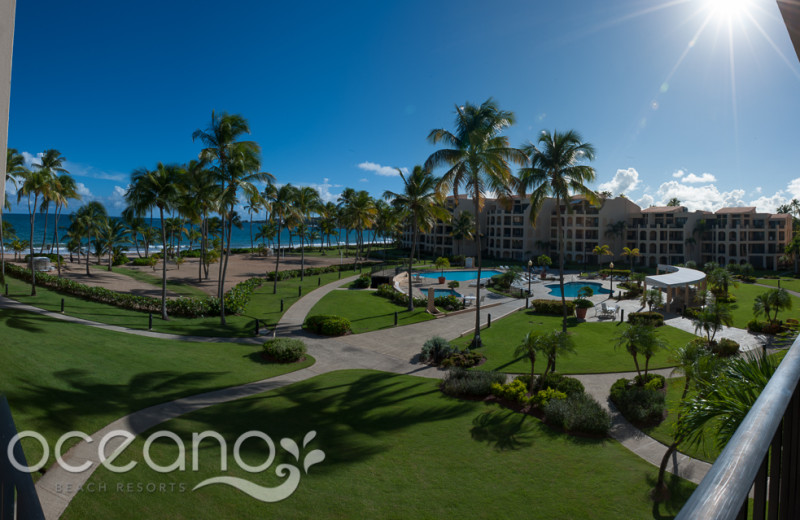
[435, 257, 450, 284]
[537, 254, 552, 280]
[448, 280, 460, 289]
[574, 286, 595, 319]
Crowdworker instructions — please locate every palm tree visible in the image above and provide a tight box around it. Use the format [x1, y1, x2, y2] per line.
[244, 190, 266, 251]
[48, 173, 81, 275]
[520, 129, 599, 336]
[348, 190, 377, 262]
[784, 234, 800, 275]
[100, 217, 128, 271]
[692, 301, 734, 346]
[622, 246, 640, 272]
[532, 330, 575, 379]
[753, 288, 792, 324]
[3, 148, 26, 282]
[267, 184, 301, 294]
[292, 186, 322, 280]
[126, 163, 181, 320]
[318, 202, 339, 253]
[449, 210, 475, 257]
[592, 244, 612, 269]
[515, 331, 553, 393]
[181, 159, 219, 281]
[16, 166, 52, 295]
[71, 202, 107, 276]
[425, 99, 526, 347]
[708, 267, 737, 300]
[337, 188, 357, 257]
[122, 209, 147, 258]
[193, 111, 272, 325]
[33, 150, 68, 254]
[666, 197, 681, 207]
[373, 200, 400, 260]
[384, 166, 448, 311]
[614, 323, 657, 378]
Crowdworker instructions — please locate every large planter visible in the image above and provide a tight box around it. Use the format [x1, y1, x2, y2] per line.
[576, 307, 588, 319]
[540, 271, 547, 280]
[438, 276, 446, 284]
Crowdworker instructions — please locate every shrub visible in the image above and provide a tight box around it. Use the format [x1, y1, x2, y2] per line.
[448, 280, 460, 289]
[532, 387, 567, 408]
[441, 351, 484, 368]
[440, 368, 505, 397]
[574, 298, 594, 309]
[262, 338, 306, 362]
[529, 373, 585, 397]
[450, 255, 466, 267]
[491, 379, 533, 405]
[531, 299, 575, 316]
[352, 273, 371, 288]
[610, 378, 665, 426]
[304, 315, 351, 336]
[628, 311, 664, 327]
[545, 393, 611, 436]
[600, 268, 631, 277]
[376, 283, 395, 298]
[130, 257, 154, 266]
[633, 373, 665, 389]
[420, 336, 455, 364]
[24, 253, 65, 263]
[113, 253, 130, 266]
[747, 319, 783, 335]
[712, 338, 740, 357]
[434, 295, 465, 311]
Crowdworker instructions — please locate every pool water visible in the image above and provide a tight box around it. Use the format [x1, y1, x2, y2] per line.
[433, 289, 463, 298]
[418, 269, 503, 282]
[546, 281, 610, 298]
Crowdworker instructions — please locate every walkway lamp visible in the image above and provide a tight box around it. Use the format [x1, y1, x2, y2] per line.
[609, 261, 615, 297]
[527, 259, 533, 296]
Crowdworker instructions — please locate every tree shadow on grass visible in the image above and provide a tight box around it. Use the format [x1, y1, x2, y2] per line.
[470, 408, 535, 451]
[644, 472, 696, 519]
[0, 308, 46, 333]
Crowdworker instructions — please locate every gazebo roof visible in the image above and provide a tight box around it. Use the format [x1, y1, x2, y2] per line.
[646, 265, 706, 289]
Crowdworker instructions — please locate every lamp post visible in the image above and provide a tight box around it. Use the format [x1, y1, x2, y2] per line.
[527, 259, 533, 296]
[609, 261, 615, 298]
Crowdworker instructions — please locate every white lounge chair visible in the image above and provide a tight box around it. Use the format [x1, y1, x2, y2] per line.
[598, 302, 618, 318]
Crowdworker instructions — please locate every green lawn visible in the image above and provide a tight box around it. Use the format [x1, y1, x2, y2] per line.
[306, 289, 435, 334]
[728, 283, 800, 329]
[64, 370, 693, 519]
[0, 307, 313, 472]
[451, 311, 699, 374]
[107, 265, 210, 298]
[755, 277, 800, 295]
[4, 270, 353, 337]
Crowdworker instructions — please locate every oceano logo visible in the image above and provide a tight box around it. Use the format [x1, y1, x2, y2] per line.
[7, 429, 325, 503]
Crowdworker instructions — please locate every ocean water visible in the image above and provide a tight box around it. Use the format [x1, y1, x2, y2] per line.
[0, 213, 387, 254]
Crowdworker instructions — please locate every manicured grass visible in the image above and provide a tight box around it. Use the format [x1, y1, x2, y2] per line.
[4, 270, 353, 337]
[108, 265, 210, 298]
[728, 283, 800, 329]
[306, 290, 434, 334]
[0, 307, 313, 472]
[64, 370, 693, 519]
[451, 311, 699, 374]
[756, 277, 800, 294]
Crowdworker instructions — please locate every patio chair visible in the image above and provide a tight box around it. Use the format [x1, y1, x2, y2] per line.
[598, 302, 618, 319]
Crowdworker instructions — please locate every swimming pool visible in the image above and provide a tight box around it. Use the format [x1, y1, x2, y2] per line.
[546, 281, 610, 298]
[418, 269, 503, 282]
[433, 288, 463, 298]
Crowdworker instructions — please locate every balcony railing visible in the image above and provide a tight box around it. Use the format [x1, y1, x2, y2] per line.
[676, 338, 800, 519]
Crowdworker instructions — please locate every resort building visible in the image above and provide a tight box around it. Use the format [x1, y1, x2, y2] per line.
[404, 195, 793, 270]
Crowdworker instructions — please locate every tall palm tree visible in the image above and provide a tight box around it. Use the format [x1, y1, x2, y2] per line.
[348, 190, 377, 262]
[292, 186, 322, 280]
[126, 163, 182, 320]
[318, 202, 339, 253]
[519, 129, 599, 336]
[374, 199, 400, 260]
[16, 167, 52, 295]
[49, 173, 81, 275]
[425, 99, 526, 347]
[384, 166, 449, 311]
[193, 111, 272, 325]
[449, 210, 475, 257]
[268, 184, 301, 294]
[33, 150, 68, 254]
[100, 217, 128, 271]
[3, 148, 26, 282]
[244, 190, 266, 251]
[621, 246, 640, 272]
[592, 244, 612, 268]
[337, 188, 357, 257]
[71, 202, 107, 276]
[122, 209, 146, 258]
[181, 159, 219, 281]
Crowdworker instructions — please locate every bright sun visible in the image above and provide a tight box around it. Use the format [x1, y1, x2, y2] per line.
[705, 0, 752, 18]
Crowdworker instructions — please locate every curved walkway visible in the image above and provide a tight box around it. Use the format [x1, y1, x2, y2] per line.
[0, 276, 729, 518]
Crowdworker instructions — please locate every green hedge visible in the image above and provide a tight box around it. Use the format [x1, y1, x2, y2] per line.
[531, 299, 575, 316]
[303, 314, 352, 336]
[610, 378, 665, 427]
[628, 311, 664, 327]
[265, 263, 362, 281]
[4, 263, 262, 318]
[600, 268, 631, 277]
[262, 338, 307, 362]
[24, 253, 65, 263]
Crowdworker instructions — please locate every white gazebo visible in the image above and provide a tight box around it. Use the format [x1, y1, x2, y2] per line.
[645, 264, 707, 313]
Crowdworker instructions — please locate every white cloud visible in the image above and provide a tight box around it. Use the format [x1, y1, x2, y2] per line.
[359, 178, 368, 183]
[786, 177, 800, 199]
[749, 192, 788, 213]
[299, 178, 342, 204]
[75, 182, 94, 200]
[636, 193, 655, 208]
[598, 167, 640, 195]
[106, 185, 128, 211]
[672, 170, 685, 178]
[653, 180, 745, 211]
[682, 172, 717, 184]
[358, 161, 407, 177]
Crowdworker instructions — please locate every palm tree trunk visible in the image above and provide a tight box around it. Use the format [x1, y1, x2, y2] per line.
[108, 243, 113, 272]
[300, 226, 305, 282]
[29, 194, 37, 296]
[473, 195, 483, 348]
[557, 196, 567, 335]
[158, 207, 169, 320]
[54, 204, 62, 276]
[273, 223, 282, 294]
[85, 236, 90, 276]
[0, 219, 5, 284]
[219, 216, 235, 326]
[40, 205, 49, 254]
[408, 219, 417, 312]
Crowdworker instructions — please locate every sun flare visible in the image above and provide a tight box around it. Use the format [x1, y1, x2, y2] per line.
[705, 0, 752, 18]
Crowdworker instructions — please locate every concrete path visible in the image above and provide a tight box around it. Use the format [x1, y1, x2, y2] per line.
[1, 274, 749, 518]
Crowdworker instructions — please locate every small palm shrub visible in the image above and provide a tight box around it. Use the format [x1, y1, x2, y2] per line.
[420, 336, 455, 364]
[262, 338, 307, 362]
[440, 368, 505, 397]
[352, 273, 371, 288]
[711, 338, 740, 357]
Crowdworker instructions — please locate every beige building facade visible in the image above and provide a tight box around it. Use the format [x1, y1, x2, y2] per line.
[404, 195, 793, 271]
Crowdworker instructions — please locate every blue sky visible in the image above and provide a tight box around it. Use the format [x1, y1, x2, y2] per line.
[6, 0, 800, 215]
